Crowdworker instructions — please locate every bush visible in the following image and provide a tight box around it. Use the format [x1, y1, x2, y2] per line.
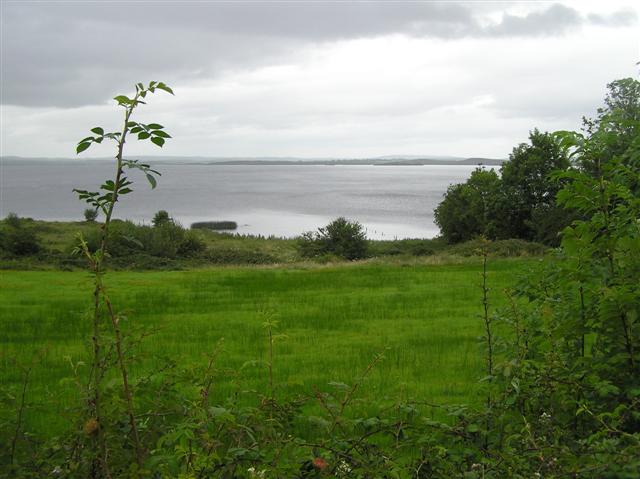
[205, 247, 277, 264]
[191, 221, 238, 230]
[5, 212, 21, 228]
[0, 214, 41, 256]
[298, 217, 368, 260]
[83, 208, 98, 222]
[369, 238, 444, 257]
[447, 238, 547, 257]
[83, 219, 205, 260]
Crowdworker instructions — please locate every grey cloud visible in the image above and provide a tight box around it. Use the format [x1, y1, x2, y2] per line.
[485, 4, 582, 37]
[588, 8, 638, 26]
[1, 2, 634, 108]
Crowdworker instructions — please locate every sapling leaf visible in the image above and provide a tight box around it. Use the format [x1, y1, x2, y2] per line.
[114, 95, 131, 104]
[156, 83, 174, 95]
[77, 142, 91, 154]
[91, 127, 104, 135]
[126, 121, 137, 127]
[138, 132, 151, 140]
[152, 130, 171, 138]
[146, 173, 157, 189]
[147, 123, 164, 129]
[151, 137, 165, 147]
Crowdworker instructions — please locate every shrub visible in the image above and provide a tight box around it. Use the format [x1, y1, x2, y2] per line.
[5, 212, 21, 228]
[83, 208, 98, 222]
[205, 247, 277, 264]
[369, 238, 443, 257]
[83, 219, 205, 259]
[447, 238, 547, 257]
[176, 230, 207, 257]
[0, 214, 41, 256]
[298, 217, 368, 260]
[191, 221, 237, 230]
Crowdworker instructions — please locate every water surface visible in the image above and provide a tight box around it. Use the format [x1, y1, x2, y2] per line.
[1, 160, 484, 239]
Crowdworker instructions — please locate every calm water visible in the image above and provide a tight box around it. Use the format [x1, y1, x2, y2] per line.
[1, 160, 483, 239]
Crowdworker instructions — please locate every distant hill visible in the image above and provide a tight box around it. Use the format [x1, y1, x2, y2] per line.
[2, 155, 505, 166]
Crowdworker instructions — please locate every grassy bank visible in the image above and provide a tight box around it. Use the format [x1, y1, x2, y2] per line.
[0, 258, 537, 437]
[0, 218, 547, 270]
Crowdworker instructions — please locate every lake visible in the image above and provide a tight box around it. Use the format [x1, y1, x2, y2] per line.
[1, 160, 484, 239]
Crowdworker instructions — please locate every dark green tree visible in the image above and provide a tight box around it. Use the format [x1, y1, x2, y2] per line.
[83, 208, 98, 222]
[434, 168, 500, 243]
[152, 209, 172, 227]
[494, 129, 571, 243]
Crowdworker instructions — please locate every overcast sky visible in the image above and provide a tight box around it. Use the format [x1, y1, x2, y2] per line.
[1, 1, 638, 159]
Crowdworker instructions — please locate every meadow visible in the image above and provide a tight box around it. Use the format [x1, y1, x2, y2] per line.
[0, 258, 536, 438]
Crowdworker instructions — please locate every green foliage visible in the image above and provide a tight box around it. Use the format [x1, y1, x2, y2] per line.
[494, 129, 572, 243]
[369, 237, 445, 257]
[298, 217, 369, 260]
[0, 213, 41, 256]
[191, 220, 238, 230]
[5, 212, 21, 228]
[434, 167, 501, 243]
[3, 77, 639, 477]
[83, 208, 98, 222]
[152, 209, 171, 227]
[447, 238, 547, 257]
[83, 219, 205, 260]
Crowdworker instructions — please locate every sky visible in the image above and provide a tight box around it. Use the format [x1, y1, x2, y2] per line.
[1, 1, 638, 159]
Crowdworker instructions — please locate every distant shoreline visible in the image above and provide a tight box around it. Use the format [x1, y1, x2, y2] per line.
[1, 156, 505, 166]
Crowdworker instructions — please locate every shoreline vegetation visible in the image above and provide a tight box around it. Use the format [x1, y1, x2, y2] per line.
[0, 216, 546, 271]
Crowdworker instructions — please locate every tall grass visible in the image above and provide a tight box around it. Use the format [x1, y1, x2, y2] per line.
[0, 259, 535, 437]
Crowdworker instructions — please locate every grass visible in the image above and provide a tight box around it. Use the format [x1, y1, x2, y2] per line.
[0, 258, 538, 437]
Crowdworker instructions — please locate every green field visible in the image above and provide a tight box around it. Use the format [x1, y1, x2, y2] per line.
[1, 258, 536, 436]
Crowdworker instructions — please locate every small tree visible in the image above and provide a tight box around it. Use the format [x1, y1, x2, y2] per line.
[298, 217, 368, 260]
[152, 209, 172, 227]
[83, 208, 98, 222]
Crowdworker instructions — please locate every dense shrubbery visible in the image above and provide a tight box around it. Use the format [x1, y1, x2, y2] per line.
[84, 219, 205, 259]
[448, 237, 547, 257]
[205, 246, 278, 264]
[0, 213, 42, 256]
[298, 217, 369, 260]
[369, 237, 445, 256]
[191, 220, 238, 230]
